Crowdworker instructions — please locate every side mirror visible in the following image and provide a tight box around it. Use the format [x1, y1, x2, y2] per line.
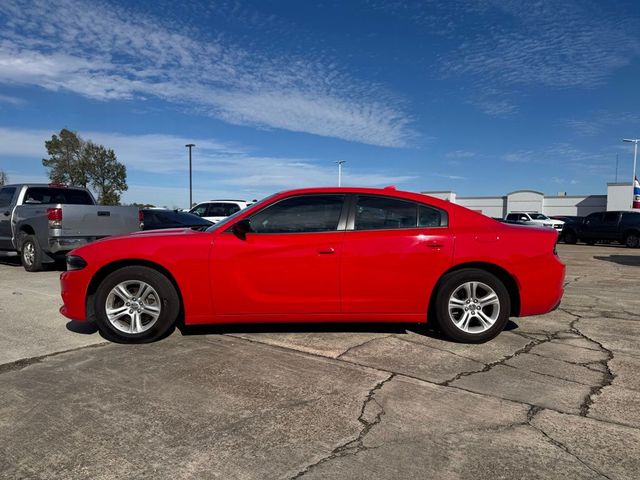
[231, 218, 252, 239]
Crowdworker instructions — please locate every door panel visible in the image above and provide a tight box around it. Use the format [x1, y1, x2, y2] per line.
[210, 232, 343, 315]
[341, 229, 453, 314]
[0, 187, 17, 250]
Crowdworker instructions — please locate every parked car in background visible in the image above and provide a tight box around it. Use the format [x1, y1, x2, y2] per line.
[550, 216, 583, 241]
[0, 184, 141, 271]
[562, 211, 640, 248]
[189, 200, 249, 224]
[505, 212, 564, 232]
[60, 187, 565, 345]
[141, 209, 212, 231]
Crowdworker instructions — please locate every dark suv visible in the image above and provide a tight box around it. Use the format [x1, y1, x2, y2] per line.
[562, 211, 640, 248]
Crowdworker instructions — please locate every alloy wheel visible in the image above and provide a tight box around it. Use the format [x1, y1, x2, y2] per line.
[448, 281, 500, 334]
[105, 280, 162, 334]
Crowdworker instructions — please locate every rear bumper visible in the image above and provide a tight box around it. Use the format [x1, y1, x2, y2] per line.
[515, 254, 566, 317]
[48, 237, 96, 254]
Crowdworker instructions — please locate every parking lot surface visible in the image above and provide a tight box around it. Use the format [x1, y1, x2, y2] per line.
[1, 244, 639, 479]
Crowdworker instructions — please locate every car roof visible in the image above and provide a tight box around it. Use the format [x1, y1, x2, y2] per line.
[269, 187, 463, 212]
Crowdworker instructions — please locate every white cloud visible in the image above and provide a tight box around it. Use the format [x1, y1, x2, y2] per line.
[442, 1, 639, 90]
[0, 0, 414, 147]
[0, 94, 25, 105]
[0, 126, 417, 206]
[446, 150, 476, 159]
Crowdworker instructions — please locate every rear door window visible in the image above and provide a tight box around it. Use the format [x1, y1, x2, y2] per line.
[354, 196, 447, 230]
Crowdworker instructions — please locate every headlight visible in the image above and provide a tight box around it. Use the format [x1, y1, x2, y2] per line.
[66, 255, 87, 271]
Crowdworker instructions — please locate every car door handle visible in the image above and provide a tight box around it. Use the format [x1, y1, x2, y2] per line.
[426, 240, 444, 248]
[317, 247, 335, 254]
[2, 211, 9, 217]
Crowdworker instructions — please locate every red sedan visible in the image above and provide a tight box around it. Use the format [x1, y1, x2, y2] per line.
[60, 187, 565, 344]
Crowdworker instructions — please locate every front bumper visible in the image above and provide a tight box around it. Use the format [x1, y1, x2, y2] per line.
[59, 268, 92, 321]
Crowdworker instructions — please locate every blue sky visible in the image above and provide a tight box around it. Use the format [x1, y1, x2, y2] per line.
[1, 0, 639, 207]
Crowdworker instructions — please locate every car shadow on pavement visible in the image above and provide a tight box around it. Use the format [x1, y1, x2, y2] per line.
[66, 320, 99, 335]
[593, 255, 640, 267]
[179, 322, 416, 337]
[0, 254, 21, 267]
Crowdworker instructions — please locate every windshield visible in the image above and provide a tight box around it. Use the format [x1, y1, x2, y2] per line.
[529, 213, 549, 220]
[205, 194, 276, 232]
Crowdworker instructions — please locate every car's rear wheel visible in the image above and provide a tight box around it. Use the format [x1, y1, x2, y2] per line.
[434, 269, 510, 343]
[625, 232, 640, 248]
[94, 266, 179, 343]
[563, 230, 577, 244]
[20, 234, 43, 272]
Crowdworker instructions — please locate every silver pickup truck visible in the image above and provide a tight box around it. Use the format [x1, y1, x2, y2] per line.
[0, 184, 141, 271]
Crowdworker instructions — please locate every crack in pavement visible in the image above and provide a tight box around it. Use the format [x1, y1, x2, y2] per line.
[335, 335, 393, 359]
[0, 342, 110, 375]
[527, 407, 612, 480]
[558, 308, 617, 417]
[389, 334, 485, 364]
[289, 373, 396, 479]
[438, 332, 557, 387]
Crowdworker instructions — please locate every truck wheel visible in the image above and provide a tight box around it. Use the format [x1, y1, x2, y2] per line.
[434, 268, 510, 344]
[625, 233, 640, 248]
[20, 235, 43, 272]
[94, 266, 180, 343]
[563, 230, 577, 244]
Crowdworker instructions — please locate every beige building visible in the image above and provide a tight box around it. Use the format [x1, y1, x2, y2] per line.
[423, 182, 635, 217]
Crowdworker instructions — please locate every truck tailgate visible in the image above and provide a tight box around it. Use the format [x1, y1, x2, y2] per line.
[58, 205, 140, 237]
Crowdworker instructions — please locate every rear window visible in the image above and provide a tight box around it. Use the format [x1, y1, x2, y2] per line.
[23, 187, 93, 205]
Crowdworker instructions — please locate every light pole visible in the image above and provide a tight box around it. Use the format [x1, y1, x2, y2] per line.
[185, 143, 195, 208]
[335, 160, 346, 187]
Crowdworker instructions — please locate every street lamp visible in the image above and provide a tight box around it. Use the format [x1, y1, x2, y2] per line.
[185, 143, 195, 208]
[335, 160, 346, 187]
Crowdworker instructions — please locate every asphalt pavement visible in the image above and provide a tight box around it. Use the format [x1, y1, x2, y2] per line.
[1, 244, 639, 479]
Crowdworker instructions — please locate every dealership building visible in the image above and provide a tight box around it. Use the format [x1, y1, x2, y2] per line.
[423, 182, 636, 217]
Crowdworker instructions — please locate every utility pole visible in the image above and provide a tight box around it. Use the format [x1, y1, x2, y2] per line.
[615, 153, 619, 183]
[185, 143, 195, 208]
[335, 160, 346, 187]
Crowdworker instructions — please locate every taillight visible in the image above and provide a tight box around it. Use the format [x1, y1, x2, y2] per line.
[47, 208, 62, 228]
[138, 210, 144, 230]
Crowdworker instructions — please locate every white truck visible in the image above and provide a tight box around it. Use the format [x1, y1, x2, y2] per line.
[188, 199, 250, 224]
[504, 212, 565, 232]
[0, 184, 141, 271]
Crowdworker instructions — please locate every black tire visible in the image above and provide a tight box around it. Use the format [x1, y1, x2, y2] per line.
[585, 240, 596, 246]
[20, 234, 43, 272]
[94, 266, 180, 343]
[563, 230, 577, 244]
[433, 268, 511, 344]
[625, 232, 640, 249]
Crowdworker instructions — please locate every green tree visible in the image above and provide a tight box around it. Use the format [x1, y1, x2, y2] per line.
[0, 169, 7, 186]
[42, 129, 128, 205]
[84, 142, 128, 205]
[42, 129, 89, 187]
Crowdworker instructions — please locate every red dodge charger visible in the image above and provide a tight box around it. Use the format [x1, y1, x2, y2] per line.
[60, 187, 565, 344]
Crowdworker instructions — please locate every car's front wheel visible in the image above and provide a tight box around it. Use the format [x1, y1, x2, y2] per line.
[94, 266, 180, 343]
[434, 269, 510, 343]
